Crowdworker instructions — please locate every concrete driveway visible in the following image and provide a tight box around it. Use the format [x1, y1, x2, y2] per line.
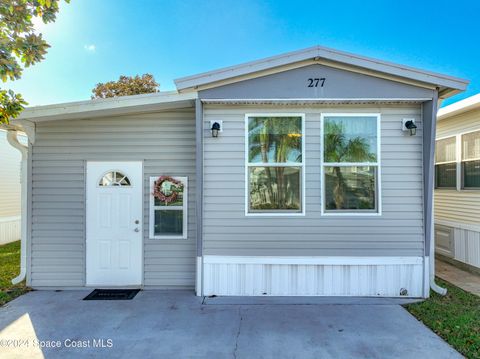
[0, 291, 461, 359]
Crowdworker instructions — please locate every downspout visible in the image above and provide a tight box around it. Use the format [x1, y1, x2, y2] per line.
[7, 130, 28, 285]
[429, 94, 447, 295]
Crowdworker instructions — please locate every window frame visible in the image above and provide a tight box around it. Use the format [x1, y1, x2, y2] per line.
[149, 176, 188, 239]
[320, 113, 382, 216]
[97, 170, 132, 187]
[435, 135, 458, 190]
[244, 113, 306, 217]
[460, 129, 480, 190]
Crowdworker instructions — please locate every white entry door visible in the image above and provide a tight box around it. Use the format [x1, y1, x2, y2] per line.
[86, 161, 143, 286]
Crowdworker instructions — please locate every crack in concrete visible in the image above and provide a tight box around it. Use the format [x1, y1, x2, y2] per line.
[233, 307, 243, 359]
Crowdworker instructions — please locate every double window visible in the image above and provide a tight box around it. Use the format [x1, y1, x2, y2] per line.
[321, 114, 380, 214]
[246, 114, 305, 215]
[245, 113, 381, 216]
[435, 130, 480, 189]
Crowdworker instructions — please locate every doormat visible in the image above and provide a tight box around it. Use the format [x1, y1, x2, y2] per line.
[83, 289, 140, 300]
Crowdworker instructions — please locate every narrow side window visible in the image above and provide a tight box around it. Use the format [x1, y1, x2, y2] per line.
[461, 130, 480, 189]
[149, 176, 188, 239]
[435, 136, 457, 188]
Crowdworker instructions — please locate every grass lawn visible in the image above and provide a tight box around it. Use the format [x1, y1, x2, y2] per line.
[405, 278, 480, 359]
[0, 240, 30, 306]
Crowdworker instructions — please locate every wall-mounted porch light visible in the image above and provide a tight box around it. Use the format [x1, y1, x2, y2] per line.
[210, 121, 222, 137]
[402, 118, 417, 136]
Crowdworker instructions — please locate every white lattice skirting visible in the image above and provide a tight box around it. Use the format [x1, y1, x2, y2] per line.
[0, 216, 21, 245]
[202, 256, 424, 297]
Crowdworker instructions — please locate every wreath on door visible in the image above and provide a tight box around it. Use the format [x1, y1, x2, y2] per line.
[153, 176, 184, 204]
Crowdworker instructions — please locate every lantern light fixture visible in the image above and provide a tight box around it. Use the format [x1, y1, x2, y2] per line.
[402, 118, 417, 136]
[210, 121, 222, 137]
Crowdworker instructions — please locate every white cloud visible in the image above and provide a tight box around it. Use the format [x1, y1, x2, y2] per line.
[84, 44, 96, 52]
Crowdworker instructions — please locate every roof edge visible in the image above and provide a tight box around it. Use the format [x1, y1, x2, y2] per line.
[438, 93, 480, 120]
[16, 91, 198, 122]
[174, 45, 469, 95]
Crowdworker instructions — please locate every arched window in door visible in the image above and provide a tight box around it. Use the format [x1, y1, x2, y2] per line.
[99, 171, 131, 187]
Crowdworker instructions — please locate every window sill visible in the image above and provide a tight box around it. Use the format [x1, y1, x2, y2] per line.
[245, 212, 306, 217]
[149, 236, 188, 240]
[321, 212, 382, 217]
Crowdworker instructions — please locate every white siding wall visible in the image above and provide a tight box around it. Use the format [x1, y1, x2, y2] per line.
[0, 130, 26, 244]
[453, 227, 480, 268]
[435, 110, 480, 225]
[203, 105, 424, 257]
[435, 108, 480, 269]
[30, 110, 196, 287]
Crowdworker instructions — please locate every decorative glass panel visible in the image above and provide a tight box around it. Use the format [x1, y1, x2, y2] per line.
[154, 210, 183, 236]
[436, 137, 456, 163]
[435, 163, 456, 188]
[249, 166, 301, 211]
[462, 131, 480, 161]
[99, 171, 131, 186]
[248, 116, 302, 163]
[463, 160, 480, 188]
[325, 166, 376, 210]
[324, 116, 377, 163]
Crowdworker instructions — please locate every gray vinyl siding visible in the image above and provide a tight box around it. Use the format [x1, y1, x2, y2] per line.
[203, 105, 424, 257]
[435, 109, 480, 226]
[30, 109, 196, 288]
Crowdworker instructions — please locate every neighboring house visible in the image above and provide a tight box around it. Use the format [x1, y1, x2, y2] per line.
[3, 45, 468, 297]
[0, 130, 27, 245]
[435, 94, 480, 272]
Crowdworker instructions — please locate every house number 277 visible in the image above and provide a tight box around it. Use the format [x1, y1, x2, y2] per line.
[307, 78, 326, 87]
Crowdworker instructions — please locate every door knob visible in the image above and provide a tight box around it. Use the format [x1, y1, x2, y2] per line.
[134, 228, 140, 232]
[134, 220, 140, 224]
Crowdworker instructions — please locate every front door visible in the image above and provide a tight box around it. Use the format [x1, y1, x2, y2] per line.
[86, 161, 143, 286]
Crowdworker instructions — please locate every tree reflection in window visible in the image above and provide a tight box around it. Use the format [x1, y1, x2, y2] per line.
[323, 116, 378, 212]
[247, 116, 303, 213]
[99, 171, 131, 187]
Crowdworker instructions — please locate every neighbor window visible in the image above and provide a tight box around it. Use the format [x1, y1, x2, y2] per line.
[462, 130, 480, 188]
[435, 136, 457, 188]
[149, 176, 188, 239]
[246, 115, 304, 214]
[322, 114, 380, 214]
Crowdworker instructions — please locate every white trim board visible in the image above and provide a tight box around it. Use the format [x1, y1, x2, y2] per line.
[435, 219, 480, 233]
[203, 256, 423, 265]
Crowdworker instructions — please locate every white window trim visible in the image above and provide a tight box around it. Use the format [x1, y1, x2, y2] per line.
[149, 176, 188, 239]
[320, 113, 382, 216]
[434, 135, 458, 190]
[434, 130, 480, 190]
[244, 113, 306, 217]
[460, 129, 480, 190]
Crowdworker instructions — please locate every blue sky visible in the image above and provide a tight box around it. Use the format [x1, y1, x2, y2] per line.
[7, 0, 480, 107]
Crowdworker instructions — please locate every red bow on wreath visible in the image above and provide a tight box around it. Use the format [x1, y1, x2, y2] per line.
[153, 176, 184, 204]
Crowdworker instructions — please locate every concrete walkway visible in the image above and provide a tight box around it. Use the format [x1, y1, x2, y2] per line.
[0, 291, 461, 359]
[436, 259, 480, 296]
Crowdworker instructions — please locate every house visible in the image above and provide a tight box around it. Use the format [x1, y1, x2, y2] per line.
[3, 45, 468, 297]
[435, 94, 480, 272]
[0, 130, 27, 245]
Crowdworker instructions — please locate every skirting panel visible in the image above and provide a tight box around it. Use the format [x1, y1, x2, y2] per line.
[0, 216, 20, 245]
[453, 227, 480, 269]
[203, 256, 424, 297]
